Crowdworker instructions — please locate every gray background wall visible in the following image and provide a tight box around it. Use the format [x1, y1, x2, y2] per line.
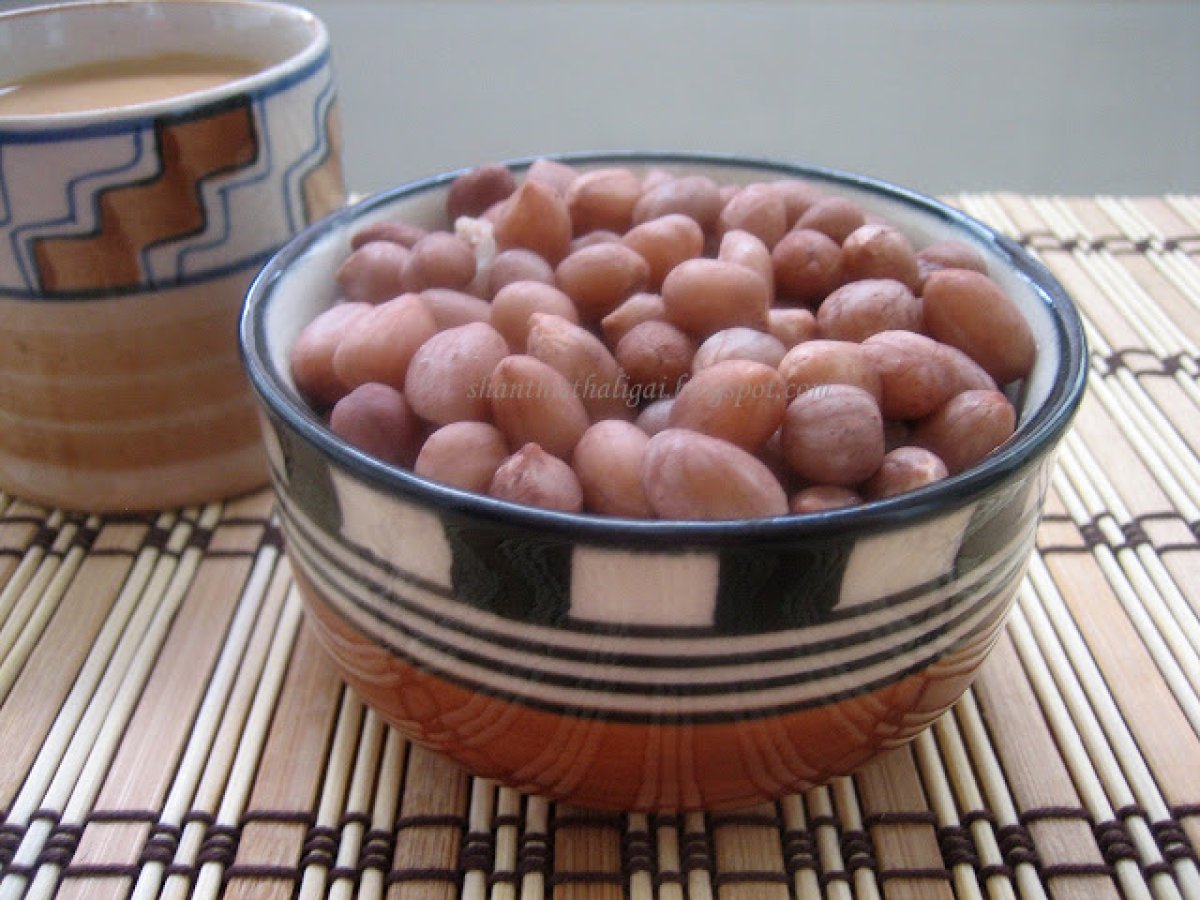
[294, 0, 1199, 197]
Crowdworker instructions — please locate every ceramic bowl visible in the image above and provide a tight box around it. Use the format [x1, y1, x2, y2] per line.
[240, 152, 1086, 811]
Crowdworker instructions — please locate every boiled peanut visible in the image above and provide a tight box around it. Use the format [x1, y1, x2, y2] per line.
[913, 389, 1016, 474]
[570, 230, 622, 252]
[778, 339, 882, 402]
[566, 167, 642, 234]
[447, 163, 517, 220]
[669, 359, 787, 452]
[817, 278, 923, 342]
[489, 443, 583, 513]
[771, 228, 842, 303]
[922, 269, 1036, 384]
[661, 258, 770, 336]
[693, 327, 787, 371]
[526, 312, 631, 421]
[601, 292, 667, 346]
[329, 382, 421, 468]
[555, 242, 650, 322]
[939, 342, 998, 394]
[572, 420, 653, 517]
[415, 421, 510, 493]
[290, 301, 371, 407]
[642, 428, 788, 519]
[862, 446, 948, 499]
[489, 354, 590, 459]
[781, 384, 885, 486]
[860, 330, 957, 420]
[841, 224, 920, 291]
[614, 321, 695, 392]
[490, 280, 579, 351]
[621, 214, 704, 289]
[331, 293, 438, 391]
[335, 241, 410, 304]
[404, 322, 509, 425]
[493, 179, 573, 264]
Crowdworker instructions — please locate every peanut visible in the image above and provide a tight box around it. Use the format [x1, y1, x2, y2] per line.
[790, 485, 863, 514]
[489, 443, 584, 513]
[642, 428, 788, 519]
[669, 359, 787, 452]
[632, 174, 724, 232]
[913, 389, 1016, 474]
[404, 322, 509, 425]
[526, 312, 631, 421]
[621, 214, 704, 289]
[778, 339, 882, 402]
[572, 420, 653, 517]
[493, 178, 573, 264]
[489, 354, 590, 459]
[781, 384, 885, 486]
[419, 288, 492, 330]
[350, 220, 427, 250]
[693, 327, 787, 371]
[486, 248, 555, 298]
[403, 231, 476, 292]
[290, 301, 371, 407]
[566, 167, 642, 235]
[817, 278, 923, 342]
[614, 320, 695, 392]
[772, 228, 842, 304]
[490, 280, 579, 351]
[717, 183, 788, 249]
[329, 382, 421, 468]
[860, 330, 957, 420]
[335, 241, 410, 304]
[635, 397, 675, 436]
[662, 258, 770, 336]
[922, 269, 1036, 384]
[555, 242, 650, 322]
[415, 421, 510, 493]
[767, 307, 819, 348]
[917, 239, 988, 287]
[525, 157, 579, 195]
[447, 163, 517, 220]
[332, 293, 438, 391]
[862, 446, 948, 499]
[841, 223, 920, 291]
[718, 229, 774, 294]
[796, 196, 867, 244]
[601, 292, 667, 346]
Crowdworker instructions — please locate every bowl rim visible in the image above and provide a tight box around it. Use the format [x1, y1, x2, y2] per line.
[240, 150, 1088, 546]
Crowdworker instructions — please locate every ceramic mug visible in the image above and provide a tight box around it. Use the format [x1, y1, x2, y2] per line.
[0, 0, 346, 512]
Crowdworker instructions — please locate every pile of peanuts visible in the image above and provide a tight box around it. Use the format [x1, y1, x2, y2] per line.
[290, 159, 1035, 519]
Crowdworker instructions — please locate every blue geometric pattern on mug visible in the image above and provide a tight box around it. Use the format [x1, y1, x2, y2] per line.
[0, 55, 343, 300]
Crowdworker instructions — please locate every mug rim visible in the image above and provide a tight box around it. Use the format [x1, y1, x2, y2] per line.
[0, 0, 328, 133]
[241, 150, 1090, 546]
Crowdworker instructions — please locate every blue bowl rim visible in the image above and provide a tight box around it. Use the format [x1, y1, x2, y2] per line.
[240, 150, 1088, 547]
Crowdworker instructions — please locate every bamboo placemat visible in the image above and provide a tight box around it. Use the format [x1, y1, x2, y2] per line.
[2, 195, 1200, 899]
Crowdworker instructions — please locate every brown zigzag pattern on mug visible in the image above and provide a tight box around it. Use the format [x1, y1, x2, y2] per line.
[32, 98, 259, 294]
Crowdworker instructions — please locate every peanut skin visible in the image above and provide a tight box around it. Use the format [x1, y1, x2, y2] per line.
[922, 269, 1036, 384]
[642, 428, 788, 520]
[781, 384, 885, 487]
[572, 420, 653, 517]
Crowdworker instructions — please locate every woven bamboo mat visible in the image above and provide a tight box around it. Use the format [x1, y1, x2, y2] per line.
[2, 195, 1200, 899]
